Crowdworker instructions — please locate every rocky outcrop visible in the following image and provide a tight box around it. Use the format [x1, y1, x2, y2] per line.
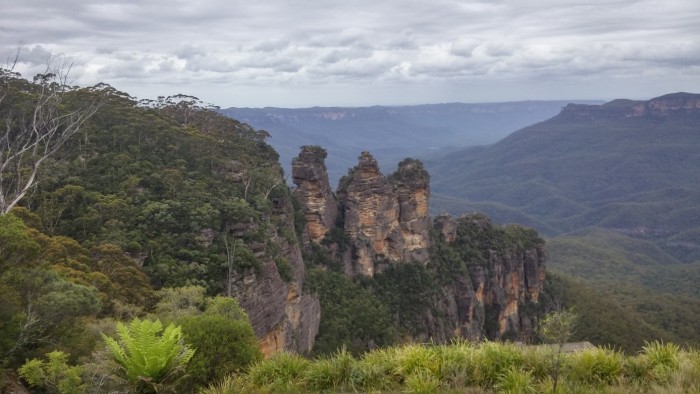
[337, 152, 398, 276]
[292, 146, 338, 243]
[391, 158, 431, 263]
[336, 152, 431, 276]
[229, 192, 320, 356]
[292, 147, 546, 345]
[431, 214, 547, 341]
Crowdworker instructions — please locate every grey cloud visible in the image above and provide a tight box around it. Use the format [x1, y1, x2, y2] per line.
[321, 48, 374, 64]
[175, 45, 208, 59]
[17, 45, 53, 66]
[1, 0, 699, 106]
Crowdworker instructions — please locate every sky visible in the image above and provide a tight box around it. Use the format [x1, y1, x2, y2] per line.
[2, 0, 699, 108]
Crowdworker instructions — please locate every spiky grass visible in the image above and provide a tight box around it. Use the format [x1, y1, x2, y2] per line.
[564, 347, 623, 386]
[519, 345, 553, 381]
[246, 352, 309, 392]
[200, 375, 242, 394]
[641, 341, 680, 384]
[216, 341, 700, 393]
[392, 344, 439, 379]
[303, 348, 355, 391]
[352, 348, 397, 392]
[473, 341, 524, 388]
[667, 349, 700, 392]
[434, 340, 478, 388]
[621, 354, 653, 389]
[494, 367, 537, 394]
[404, 369, 440, 393]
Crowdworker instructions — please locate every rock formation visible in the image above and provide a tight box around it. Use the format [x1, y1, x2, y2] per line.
[293, 147, 547, 344]
[292, 146, 338, 243]
[390, 158, 431, 263]
[336, 152, 431, 276]
[229, 191, 320, 356]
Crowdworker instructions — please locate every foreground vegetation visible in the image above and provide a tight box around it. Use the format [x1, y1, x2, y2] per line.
[204, 341, 700, 394]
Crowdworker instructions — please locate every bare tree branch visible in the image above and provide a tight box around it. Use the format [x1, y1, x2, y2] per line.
[0, 56, 99, 214]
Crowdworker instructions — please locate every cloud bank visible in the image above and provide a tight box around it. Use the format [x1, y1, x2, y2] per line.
[2, 0, 699, 106]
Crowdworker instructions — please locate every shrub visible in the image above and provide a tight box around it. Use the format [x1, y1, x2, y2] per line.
[18, 351, 85, 394]
[434, 340, 478, 388]
[351, 347, 400, 391]
[622, 354, 654, 389]
[393, 344, 439, 379]
[178, 313, 261, 391]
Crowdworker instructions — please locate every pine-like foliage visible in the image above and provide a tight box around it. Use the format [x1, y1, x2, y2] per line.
[102, 318, 194, 391]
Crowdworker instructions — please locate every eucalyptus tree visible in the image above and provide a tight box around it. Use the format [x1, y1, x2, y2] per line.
[0, 59, 99, 214]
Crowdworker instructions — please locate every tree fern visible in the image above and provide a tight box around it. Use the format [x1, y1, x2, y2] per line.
[102, 318, 194, 392]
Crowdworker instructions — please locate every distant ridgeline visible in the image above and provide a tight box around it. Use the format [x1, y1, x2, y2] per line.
[221, 101, 599, 186]
[428, 93, 700, 261]
[291, 146, 548, 354]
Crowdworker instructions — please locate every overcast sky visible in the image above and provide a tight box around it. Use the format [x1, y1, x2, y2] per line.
[2, 0, 699, 107]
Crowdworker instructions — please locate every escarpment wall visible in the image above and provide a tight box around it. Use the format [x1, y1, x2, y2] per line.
[229, 191, 320, 357]
[433, 214, 547, 341]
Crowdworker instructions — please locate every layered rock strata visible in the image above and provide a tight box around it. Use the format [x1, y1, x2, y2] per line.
[229, 193, 320, 356]
[292, 146, 338, 243]
[336, 152, 431, 276]
[430, 214, 547, 341]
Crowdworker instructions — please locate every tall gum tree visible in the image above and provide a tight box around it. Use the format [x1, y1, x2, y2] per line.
[0, 59, 99, 214]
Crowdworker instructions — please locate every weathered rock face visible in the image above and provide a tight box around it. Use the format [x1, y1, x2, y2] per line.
[434, 213, 457, 243]
[229, 193, 320, 356]
[292, 146, 338, 243]
[430, 214, 547, 342]
[391, 158, 431, 263]
[336, 152, 431, 276]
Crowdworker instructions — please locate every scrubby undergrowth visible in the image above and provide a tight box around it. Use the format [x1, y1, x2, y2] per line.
[203, 341, 700, 394]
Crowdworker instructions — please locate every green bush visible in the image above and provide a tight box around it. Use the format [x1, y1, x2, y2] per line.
[433, 341, 478, 388]
[404, 369, 440, 393]
[18, 351, 85, 394]
[178, 313, 261, 391]
[351, 349, 397, 392]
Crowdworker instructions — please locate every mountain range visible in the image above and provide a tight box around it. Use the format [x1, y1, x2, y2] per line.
[221, 101, 600, 185]
[426, 93, 700, 262]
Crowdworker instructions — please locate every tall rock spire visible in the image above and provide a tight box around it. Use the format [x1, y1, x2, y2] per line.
[292, 146, 338, 243]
